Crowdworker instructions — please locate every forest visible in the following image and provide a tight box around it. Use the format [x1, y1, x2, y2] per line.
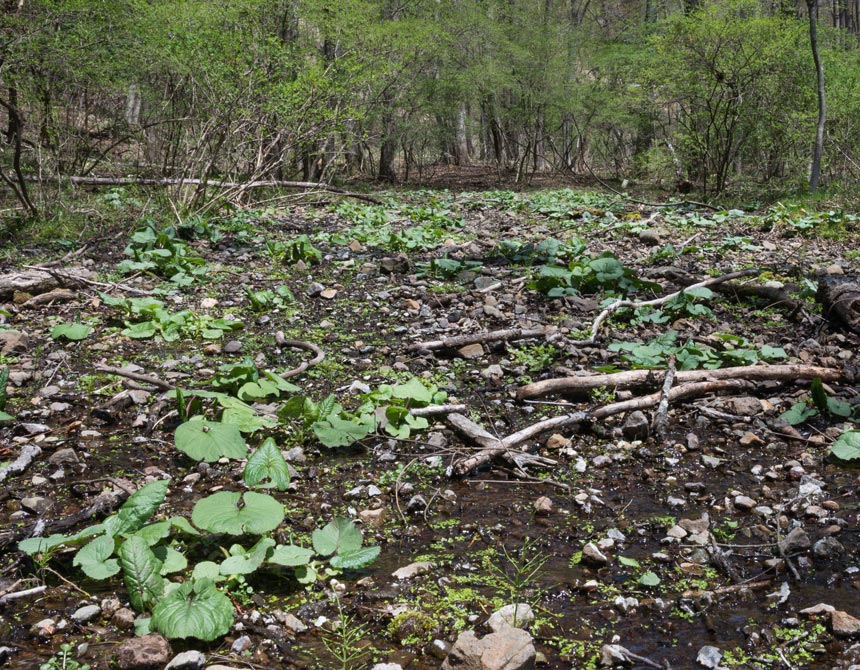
[1, 2, 860, 670]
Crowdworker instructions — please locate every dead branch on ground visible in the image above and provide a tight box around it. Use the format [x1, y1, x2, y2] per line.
[407, 327, 550, 352]
[275, 335, 325, 378]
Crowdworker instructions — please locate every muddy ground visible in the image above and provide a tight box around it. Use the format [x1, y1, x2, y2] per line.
[1, 186, 859, 670]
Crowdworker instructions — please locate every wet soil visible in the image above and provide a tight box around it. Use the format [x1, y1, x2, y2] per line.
[1, 187, 859, 670]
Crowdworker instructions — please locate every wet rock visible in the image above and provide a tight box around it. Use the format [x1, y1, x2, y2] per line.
[429, 639, 452, 659]
[71, 604, 101, 624]
[679, 514, 710, 535]
[0, 647, 14, 663]
[533, 496, 553, 515]
[457, 344, 484, 359]
[621, 411, 649, 441]
[582, 542, 609, 566]
[800, 603, 835, 616]
[832, 610, 860, 637]
[359, 507, 387, 529]
[666, 496, 687, 509]
[230, 635, 252, 653]
[113, 634, 171, 669]
[813, 536, 844, 559]
[32, 618, 57, 637]
[442, 627, 535, 670]
[392, 561, 433, 580]
[21, 496, 53, 515]
[111, 607, 136, 629]
[778, 527, 810, 554]
[487, 604, 535, 632]
[165, 650, 206, 670]
[696, 645, 723, 668]
[407, 495, 427, 512]
[600, 644, 628, 666]
[280, 612, 307, 633]
[48, 448, 79, 466]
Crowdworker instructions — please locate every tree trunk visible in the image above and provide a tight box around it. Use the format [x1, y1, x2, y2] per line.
[807, 0, 826, 193]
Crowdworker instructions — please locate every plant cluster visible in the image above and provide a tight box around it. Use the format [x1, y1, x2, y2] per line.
[529, 253, 659, 298]
[117, 220, 209, 286]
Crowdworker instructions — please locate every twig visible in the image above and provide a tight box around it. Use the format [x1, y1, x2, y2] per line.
[0, 445, 42, 483]
[407, 327, 549, 352]
[94, 364, 174, 391]
[22, 264, 150, 296]
[275, 335, 325, 379]
[0, 585, 47, 604]
[409, 404, 468, 417]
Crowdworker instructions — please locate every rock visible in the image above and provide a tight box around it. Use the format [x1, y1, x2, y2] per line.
[600, 644, 628, 666]
[230, 636, 252, 653]
[638, 229, 661, 246]
[392, 561, 433, 580]
[380, 255, 409, 274]
[727, 397, 763, 416]
[800, 603, 836, 616]
[481, 364, 503, 379]
[442, 627, 535, 670]
[581, 542, 609, 566]
[733, 495, 757, 511]
[778, 527, 810, 554]
[487, 604, 535, 632]
[739, 432, 764, 447]
[306, 282, 325, 297]
[832, 610, 860, 637]
[223, 340, 242, 354]
[0, 647, 14, 664]
[165, 650, 207, 670]
[824, 263, 844, 275]
[679, 514, 710, 535]
[621, 411, 649, 441]
[701, 455, 722, 468]
[113, 634, 171, 669]
[457, 344, 484, 359]
[696, 645, 723, 669]
[111, 607, 136, 629]
[372, 664, 404, 670]
[813, 536, 844, 559]
[0, 330, 28, 355]
[20, 496, 53, 515]
[533, 496, 553, 515]
[281, 612, 307, 633]
[428, 639, 452, 659]
[359, 507, 387, 529]
[71, 604, 101, 624]
[407, 495, 427, 512]
[48, 448, 79, 466]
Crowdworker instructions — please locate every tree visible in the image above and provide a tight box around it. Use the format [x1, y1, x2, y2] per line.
[806, 0, 826, 192]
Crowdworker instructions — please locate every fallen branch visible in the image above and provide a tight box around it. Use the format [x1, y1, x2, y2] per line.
[275, 335, 325, 379]
[0, 445, 42, 483]
[517, 364, 841, 401]
[590, 380, 753, 420]
[34, 175, 384, 205]
[94, 364, 174, 391]
[409, 404, 468, 417]
[407, 327, 549, 352]
[572, 269, 757, 345]
[22, 264, 150, 297]
[0, 586, 47, 604]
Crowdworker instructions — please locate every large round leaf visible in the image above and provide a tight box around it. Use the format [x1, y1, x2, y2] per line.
[312, 517, 363, 557]
[175, 419, 247, 462]
[192, 491, 283, 535]
[151, 579, 233, 641]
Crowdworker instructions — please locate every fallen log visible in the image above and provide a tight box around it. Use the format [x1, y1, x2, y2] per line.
[517, 364, 841, 401]
[817, 275, 860, 331]
[407, 327, 549, 352]
[32, 175, 384, 205]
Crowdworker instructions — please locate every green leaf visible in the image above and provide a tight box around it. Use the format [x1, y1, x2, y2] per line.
[119, 536, 164, 612]
[313, 415, 374, 448]
[295, 563, 318, 585]
[134, 521, 171, 546]
[638, 571, 661, 587]
[175, 419, 247, 462]
[73, 535, 120, 579]
[683, 286, 714, 300]
[390, 377, 434, 405]
[243, 438, 291, 490]
[268, 544, 314, 568]
[618, 556, 641, 568]
[151, 578, 233, 641]
[831, 431, 860, 461]
[134, 617, 153, 636]
[18, 533, 71, 555]
[0, 410, 12, 422]
[50, 323, 92, 341]
[780, 402, 817, 426]
[811, 378, 828, 414]
[312, 517, 363, 557]
[330, 546, 380, 570]
[153, 546, 188, 575]
[122, 321, 158, 339]
[191, 561, 222, 582]
[191, 491, 284, 535]
[760, 345, 788, 361]
[219, 538, 275, 575]
[104, 479, 170, 537]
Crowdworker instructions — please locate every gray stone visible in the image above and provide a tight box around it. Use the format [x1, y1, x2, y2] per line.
[113, 634, 171, 669]
[487, 604, 535, 632]
[457, 344, 484, 359]
[392, 561, 433, 580]
[223, 340, 242, 354]
[48, 448, 79, 466]
[306, 282, 325, 297]
[813, 536, 844, 559]
[778, 527, 811, 554]
[638, 229, 661, 246]
[727, 396, 763, 416]
[733, 495, 757, 511]
[407, 495, 427, 511]
[111, 607, 136, 629]
[371, 665, 404, 670]
[481, 364, 503, 379]
[281, 612, 307, 633]
[21, 496, 53, 515]
[696, 645, 723, 669]
[581, 542, 609, 566]
[165, 650, 206, 670]
[600, 645, 629, 666]
[442, 627, 535, 670]
[621, 411, 649, 441]
[230, 635, 252, 653]
[0, 646, 15, 664]
[71, 604, 101, 624]
[832, 610, 860, 637]
[0, 330, 28, 355]
[428, 639, 451, 659]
